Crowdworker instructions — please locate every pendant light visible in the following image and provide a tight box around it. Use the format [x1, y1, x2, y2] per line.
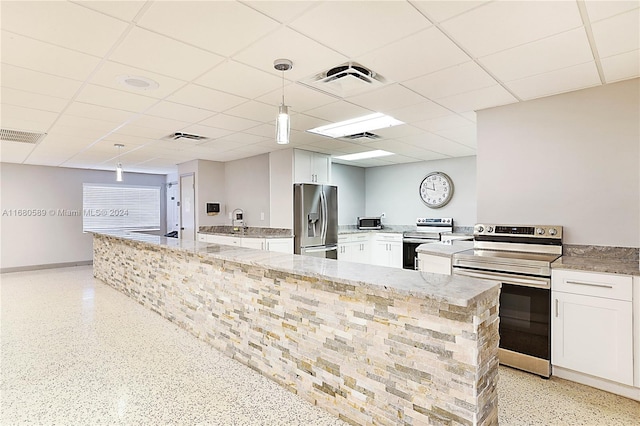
[274, 59, 293, 145]
[114, 144, 124, 182]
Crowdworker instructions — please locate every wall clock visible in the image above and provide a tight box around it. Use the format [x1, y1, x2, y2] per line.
[419, 172, 454, 208]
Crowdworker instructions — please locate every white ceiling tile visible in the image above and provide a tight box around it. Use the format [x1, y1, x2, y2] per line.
[103, 133, 155, 147]
[1, 1, 128, 56]
[145, 101, 215, 123]
[480, 28, 594, 82]
[242, 1, 319, 24]
[413, 113, 476, 132]
[75, 84, 158, 113]
[585, 1, 640, 22]
[0, 64, 83, 99]
[303, 101, 373, 123]
[436, 85, 518, 113]
[197, 61, 282, 100]
[110, 27, 225, 81]
[591, 8, 640, 58]
[433, 125, 477, 148]
[36, 133, 96, 149]
[256, 83, 338, 112]
[168, 84, 247, 113]
[129, 115, 191, 133]
[1, 104, 59, 129]
[72, 1, 147, 22]
[23, 151, 70, 166]
[178, 124, 234, 140]
[1, 31, 102, 81]
[0, 141, 35, 163]
[441, 1, 582, 57]
[214, 132, 266, 145]
[115, 124, 168, 140]
[0, 116, 50, 134]
[410, 1, 490, 23]
[404, 61, 497, 99]
[346, 84, 427, 114]
[55, 114, 118, 134]
[401, 132, 475, 157]
[232, 27, 348, 82]
[357, 27, 470, 83]
[199, 114, 262, 132]
[46, 123, 109, 141]
[289, 113, 331, 133]
[289, 1, 431, 57]
[90, 61, 186, 99]
[1, 87, 68, 113]
[138, 2, 279, 57]
[385, 101, 451, 124]
[373, 124, 424, 139]
[601, 49, 640, 82]
[244, 124, 276, 139]
[460, 111, 477, 122]
[412, 150, 450, 162]
[506, 62, 601, 100]
[64, 102, 135, 124]
[224, 101, 276, 123]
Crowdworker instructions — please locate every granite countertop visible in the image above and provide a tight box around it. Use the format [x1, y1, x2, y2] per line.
[416, 240, 474, 258]
[198, 226, 293, 239]
[552, 256, 640, 276]
[94, 231, 498, 307]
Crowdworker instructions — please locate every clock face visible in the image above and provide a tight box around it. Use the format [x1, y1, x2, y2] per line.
[419, 172, 454, 208]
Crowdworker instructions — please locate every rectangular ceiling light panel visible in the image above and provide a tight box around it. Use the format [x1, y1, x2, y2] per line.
[333, 150, 394, 161]
[307, 113, 404, 138]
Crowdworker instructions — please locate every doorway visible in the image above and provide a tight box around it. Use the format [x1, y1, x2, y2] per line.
[179, 173, 195, 240]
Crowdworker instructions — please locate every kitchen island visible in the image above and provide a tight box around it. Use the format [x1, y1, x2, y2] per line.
[92, 232, 500, 425]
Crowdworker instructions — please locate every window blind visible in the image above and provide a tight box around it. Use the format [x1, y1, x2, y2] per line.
[82, 183, 160, 232]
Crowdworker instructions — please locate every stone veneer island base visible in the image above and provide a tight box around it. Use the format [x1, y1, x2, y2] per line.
[93, 232, 500, 426]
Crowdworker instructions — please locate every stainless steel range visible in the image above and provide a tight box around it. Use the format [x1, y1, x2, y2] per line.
[452, 224, 563, 378]
[402, 218, 453, 270]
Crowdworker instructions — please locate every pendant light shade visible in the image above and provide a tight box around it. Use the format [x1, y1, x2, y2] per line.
[114, 144, 124, 182]
[274, 59, 293, 145]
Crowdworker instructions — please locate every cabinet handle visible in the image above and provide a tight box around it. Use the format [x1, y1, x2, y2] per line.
[565, 280, 613, 289]
[555, 299, 559, 317]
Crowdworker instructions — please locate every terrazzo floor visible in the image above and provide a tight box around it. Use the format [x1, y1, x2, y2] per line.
[1, 266, 639, 425]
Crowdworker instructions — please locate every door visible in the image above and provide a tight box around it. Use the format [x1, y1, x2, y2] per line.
[180, 173, 195, 240]
[322, 185, 338, 246]
[294, 183, 323, 249]
[166, 182, 179, 232]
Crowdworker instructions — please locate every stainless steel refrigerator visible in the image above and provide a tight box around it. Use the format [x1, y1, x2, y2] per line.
[294, 183, 338, 259]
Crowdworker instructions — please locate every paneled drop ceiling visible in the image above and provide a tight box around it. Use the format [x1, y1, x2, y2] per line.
[1, 1, 638, 172]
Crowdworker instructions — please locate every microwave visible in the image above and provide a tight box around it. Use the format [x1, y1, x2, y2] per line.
[357, 217, 382, 230]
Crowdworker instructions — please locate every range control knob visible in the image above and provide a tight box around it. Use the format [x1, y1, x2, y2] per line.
[548, 228, 557, 236]
[486, 226, 494, 233]
[476, 225, 484, 233]
[536, 228, 545, 235]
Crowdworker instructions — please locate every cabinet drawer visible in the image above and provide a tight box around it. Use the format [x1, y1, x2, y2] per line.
[552, 269, 632, 301]
[375, 233, 402, 243]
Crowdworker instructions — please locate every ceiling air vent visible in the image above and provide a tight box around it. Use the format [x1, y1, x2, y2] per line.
[300, 62, 388, 98]
[0, 128, 46, 144]
[341, 132, 381, 141]
[164, 132, 209, 142]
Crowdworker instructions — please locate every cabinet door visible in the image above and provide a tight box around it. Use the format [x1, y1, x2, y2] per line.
[197, 233, 207, 242]
[294, 150, 313, 183]
[352, 242, 371, 264]
[388, 242, 403, 268]
[552, 291, 633, 385]
[372, 241, 390, 267]
[312, 152, 331, 184]
[241, 237, 265, 250]
[338, 243, 352, 261]
[266, 238, 293, 254]
[209, 235, 241, 246]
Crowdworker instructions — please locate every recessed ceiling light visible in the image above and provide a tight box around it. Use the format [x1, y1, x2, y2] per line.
[116, 75, 159, 91]
[307, 113, 404, 138]
[333, 150, 394, 161]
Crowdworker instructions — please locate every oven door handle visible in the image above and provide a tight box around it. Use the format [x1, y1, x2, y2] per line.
[453, 268, 550, 289]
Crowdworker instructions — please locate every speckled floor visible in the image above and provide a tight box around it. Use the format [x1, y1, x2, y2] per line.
[1, 266, 639, 425]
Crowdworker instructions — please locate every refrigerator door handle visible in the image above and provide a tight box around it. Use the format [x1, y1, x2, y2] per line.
[304, 245, 337, 253]
[320, 189, 328, 243]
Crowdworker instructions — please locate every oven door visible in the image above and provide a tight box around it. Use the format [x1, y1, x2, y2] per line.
[453, 268, 551, 377]
[402, 238, 434, 270]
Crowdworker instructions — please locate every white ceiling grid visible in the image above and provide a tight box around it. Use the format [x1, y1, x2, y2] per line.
[0, 0, 638, 173]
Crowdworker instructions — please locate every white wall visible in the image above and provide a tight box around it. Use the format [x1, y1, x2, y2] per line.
[364, 156, 477, 227]
[332, 163, 366, 226]
[177, 159, 227, 230]
[225, 154, 270, 227]
[269, 149, 294, 229]
[0, 163, 166, 271]
[477, 78, 639, 247]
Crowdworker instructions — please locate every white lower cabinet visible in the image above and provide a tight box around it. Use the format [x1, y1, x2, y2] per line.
[552, 269, 634, 386]
[241, 237, 265, 250]
[207, 235, 241, 246]
[200, 234, 292, 253]
[418, 253, 452, 275]
[338, 234, 371, 264]
[372, 233, 402, 268]
[265, 238, 294, 254]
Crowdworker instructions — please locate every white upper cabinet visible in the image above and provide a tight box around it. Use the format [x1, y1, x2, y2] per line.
[294, 149, 331, 184]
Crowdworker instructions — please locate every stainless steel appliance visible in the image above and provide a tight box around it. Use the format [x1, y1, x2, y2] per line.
[294, 183, 338, 259]
[452, 224, 563, 378]
[357, 216, 382, 230]
[402, 218, 453, 270]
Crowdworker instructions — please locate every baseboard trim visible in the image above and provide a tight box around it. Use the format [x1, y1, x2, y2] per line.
[553, 365, 640, 401]
[1, 261, 93, 274]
